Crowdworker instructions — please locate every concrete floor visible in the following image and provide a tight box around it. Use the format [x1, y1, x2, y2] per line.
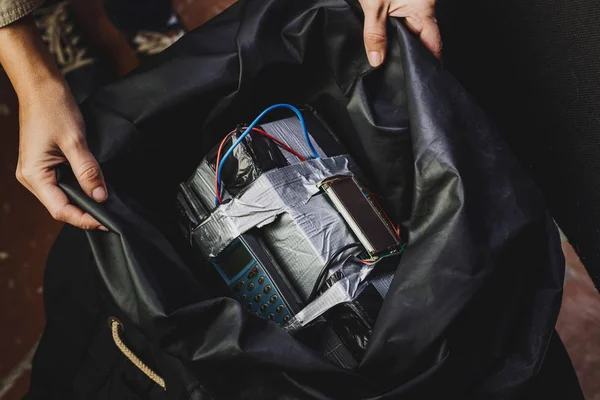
[0, 1, 599, 398]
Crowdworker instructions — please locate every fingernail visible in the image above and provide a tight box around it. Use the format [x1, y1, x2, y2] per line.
[92, 187, 107, 202]
[368, 51, 382, 67]
[98, 225, 109, 232]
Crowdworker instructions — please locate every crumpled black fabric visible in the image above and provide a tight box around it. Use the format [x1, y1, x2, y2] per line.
[55, 0, 572, 398]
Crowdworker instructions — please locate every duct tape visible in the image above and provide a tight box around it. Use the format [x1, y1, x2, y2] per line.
[192, 156, 353, 258]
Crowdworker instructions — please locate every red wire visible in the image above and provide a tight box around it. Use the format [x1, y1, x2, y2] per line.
[215, 127, 308, 204]
[252, 128, 307, 162]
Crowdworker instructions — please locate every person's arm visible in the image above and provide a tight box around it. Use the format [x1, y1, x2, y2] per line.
[360, 0, 442, 66]
[0, 16, 107, 230]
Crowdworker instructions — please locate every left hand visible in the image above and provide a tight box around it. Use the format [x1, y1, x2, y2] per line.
[359, 0, 442, 66]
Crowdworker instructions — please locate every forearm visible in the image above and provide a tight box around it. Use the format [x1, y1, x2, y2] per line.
[0, 16, 68, 104]
[0, 13, 107, 230]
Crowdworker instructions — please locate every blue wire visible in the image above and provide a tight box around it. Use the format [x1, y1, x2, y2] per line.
[215, 104, 320, 205]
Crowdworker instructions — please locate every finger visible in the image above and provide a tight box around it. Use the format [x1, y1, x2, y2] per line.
[62, 139, 108, 202]
[36, 180, 105, 230]
[362, 1, 388, 67]
[419, 17, 443, 60]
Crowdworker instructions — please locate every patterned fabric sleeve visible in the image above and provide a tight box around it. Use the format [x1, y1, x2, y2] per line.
[0, 0, 44, 27]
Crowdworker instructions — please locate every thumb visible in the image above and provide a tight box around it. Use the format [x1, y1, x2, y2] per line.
[362, 1, 388, 67]
[418, 17, 442, 60]
[63, 139, 108, 202]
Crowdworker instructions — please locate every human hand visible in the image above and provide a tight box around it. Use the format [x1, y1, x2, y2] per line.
[15, 81, 108, 230]
[360, 0, 442, 66]
[0, 17, 108, 231]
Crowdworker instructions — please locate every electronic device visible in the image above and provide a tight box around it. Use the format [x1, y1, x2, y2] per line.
[319, 176, 401, 258]
[183, 108, 358, 300]
[176, 104, 404, 368]
[211, 232, 303, 325]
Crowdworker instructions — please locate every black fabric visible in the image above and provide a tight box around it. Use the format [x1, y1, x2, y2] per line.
[29, 226, 212, 399]
[35, 0, 580, 398]
[524, 332, 584, 399]
[29, 228, 582, 399]
[29, 226, 101, 398]
[436, 0, 600, 289]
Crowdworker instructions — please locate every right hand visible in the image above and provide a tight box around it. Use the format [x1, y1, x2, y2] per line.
[360, 0, 442, 67]
[15, 80, 108, 231]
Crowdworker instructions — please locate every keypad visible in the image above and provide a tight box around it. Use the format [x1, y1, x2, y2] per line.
[247, 266, 259, 279]
[229, 263, 291, 325]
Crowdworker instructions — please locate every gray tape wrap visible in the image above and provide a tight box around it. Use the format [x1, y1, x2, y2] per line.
[192, 156, 353, 258]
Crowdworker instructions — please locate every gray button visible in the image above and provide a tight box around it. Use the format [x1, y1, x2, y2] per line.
[247, 266, 259, 279]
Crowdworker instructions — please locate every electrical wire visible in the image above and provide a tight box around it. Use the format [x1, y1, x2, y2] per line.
[252, 127, 307, 162]
[214, 127, 308, 204]
[216, 104, 320, 205]
[307, 242, 363, 303]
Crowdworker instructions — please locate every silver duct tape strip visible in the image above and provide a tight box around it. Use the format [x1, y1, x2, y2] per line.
[322, 324, 358, 368]
[193, 156, 353, 258]
[228, 134, 263, 194]
[262, 196, 357, 298]
[261, 116, 368, 183]
[260, 117, 328, 163]
[187, 119, 326, 211]
[284, 259, 376, 332]
[371, 272, 394, 298]
[249, 120, 359, 298]
[188, 159, 230, 212]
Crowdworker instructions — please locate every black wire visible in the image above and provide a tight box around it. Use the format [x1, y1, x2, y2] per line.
[307, 242, 363, 302]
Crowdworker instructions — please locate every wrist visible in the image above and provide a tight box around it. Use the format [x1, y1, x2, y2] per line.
[17, 74, 72, 107]
[0, 17, 69, 105]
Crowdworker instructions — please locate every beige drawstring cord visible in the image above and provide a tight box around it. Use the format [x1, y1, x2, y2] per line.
[109, 318, 166, 391]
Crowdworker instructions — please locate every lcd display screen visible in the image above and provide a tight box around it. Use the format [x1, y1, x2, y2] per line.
[219, 241, 254, 280]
